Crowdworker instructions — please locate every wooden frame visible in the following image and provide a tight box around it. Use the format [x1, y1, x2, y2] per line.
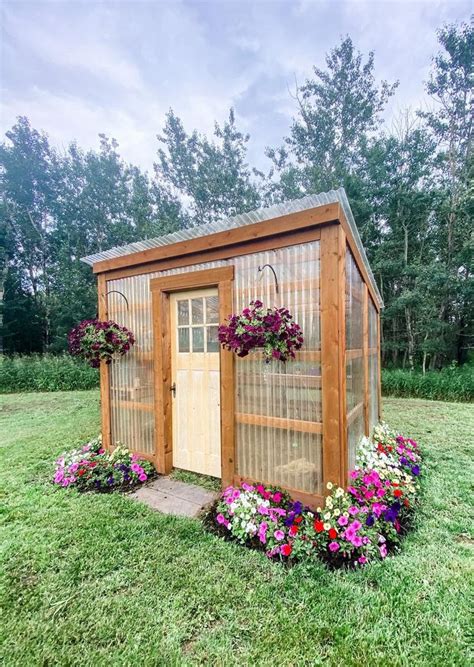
[320, 223, 347, 490]
[150, 266, 235, 487]
[94, 200, 383, 505]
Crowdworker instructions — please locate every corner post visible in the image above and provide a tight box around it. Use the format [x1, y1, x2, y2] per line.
[97, 274, 112, 449]
[363, 284, 369, 435]
[320, 221, 347, 491]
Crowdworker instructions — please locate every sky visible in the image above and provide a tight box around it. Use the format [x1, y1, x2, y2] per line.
[1, 0, 471, 173]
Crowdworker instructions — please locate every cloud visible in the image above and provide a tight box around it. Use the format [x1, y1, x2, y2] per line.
[1, 0, 471, 174]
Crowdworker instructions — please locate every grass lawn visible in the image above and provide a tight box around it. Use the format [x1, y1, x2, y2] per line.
[0, 391, 472, 666]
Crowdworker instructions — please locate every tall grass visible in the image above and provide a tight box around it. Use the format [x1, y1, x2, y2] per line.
[382, 365, 473, 402]
[0, 354, 99, 393]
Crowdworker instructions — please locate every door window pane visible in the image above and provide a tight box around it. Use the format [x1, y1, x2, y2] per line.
[192, 327, 204, 352]
[207, 326, 219, 352]
[205, 296, 219, 324]
[177, 299, 189, 326]
[178, 328, 190, 353]
[192, 298, 204, 324]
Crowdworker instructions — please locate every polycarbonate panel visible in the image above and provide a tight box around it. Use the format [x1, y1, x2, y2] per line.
[368, 298, 379, 432]
[107, 240, 322, 494]
[345, 249, 365, 470]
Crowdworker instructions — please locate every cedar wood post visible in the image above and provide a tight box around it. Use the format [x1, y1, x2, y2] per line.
[320, 223, 347, 490]
[97, 274, 112, 449]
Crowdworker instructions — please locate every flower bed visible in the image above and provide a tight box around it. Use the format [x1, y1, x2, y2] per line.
[206, 423, 422, 567]
[53, 437, 154, 492]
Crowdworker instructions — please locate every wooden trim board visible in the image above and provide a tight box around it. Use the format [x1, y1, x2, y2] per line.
[98, 274, 112, 450]
[151, 266, 235, 487]
[93, 203, 338, 274]
[320, 224, 346, 489]
[100, 226, 323, 282]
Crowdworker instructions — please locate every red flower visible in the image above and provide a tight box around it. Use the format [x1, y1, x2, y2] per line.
[281, 544, 292, 557]
[328, 528, 338, 539]
[404, 498, 410, 507]
[294, 516, 303, 524]
[314, 520, 324, 533]
[78, 469, 85, 476]
[289, 525, 298, 536]
[394, 489, 403, 498]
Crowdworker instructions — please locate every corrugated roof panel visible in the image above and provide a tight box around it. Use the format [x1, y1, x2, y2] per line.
[81, 187, 382, 306]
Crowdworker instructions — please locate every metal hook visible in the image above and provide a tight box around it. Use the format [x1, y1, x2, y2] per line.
[257, 264, 279, 294]
[103, 290, 130, 310]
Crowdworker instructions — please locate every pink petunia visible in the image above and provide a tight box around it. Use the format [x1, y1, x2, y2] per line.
[352, 535, 363, 547]
[328, 541, 340, 552]
[216, 514, 226, 524]
[379, 544, 388, 558]
[349, 470, 360, 479]
[351, 520, 362, 531]
[139, 473, 147, 482]
[348, 506, 359, 515]
[274, 529, 285, 541]
[337, 515, 348, 527]
[358, 556, 368, 565]
[272, 492, 282, 503]
[257, 505, 269, 515]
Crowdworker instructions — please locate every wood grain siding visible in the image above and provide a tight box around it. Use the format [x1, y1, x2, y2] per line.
[320, 224, 345, 489]
[97, 274, 112, 449]
[93, 203, 339, 274]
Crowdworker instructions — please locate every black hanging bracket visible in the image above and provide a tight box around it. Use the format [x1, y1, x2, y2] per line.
[257, 264, 279, 294]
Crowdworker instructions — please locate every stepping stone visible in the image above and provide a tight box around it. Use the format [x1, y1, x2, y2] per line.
[130, 477, 218, 518]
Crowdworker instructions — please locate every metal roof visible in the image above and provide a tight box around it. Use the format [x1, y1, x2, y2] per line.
[81, 187, 383, 306]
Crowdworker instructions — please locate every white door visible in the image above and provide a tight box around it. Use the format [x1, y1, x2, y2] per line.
[170, 288, 221, 477]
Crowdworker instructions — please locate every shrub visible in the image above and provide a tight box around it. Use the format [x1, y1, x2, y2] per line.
[382, 364, 473, 402]
[53, 438, 154, 492]
[208, 422, 423, 568]
[0, 354, 99, 393]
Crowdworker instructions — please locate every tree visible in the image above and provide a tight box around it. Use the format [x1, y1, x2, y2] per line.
[155, 108, 261, 223]
[265, 36, 398, 202]
[419, 19, 473, 365]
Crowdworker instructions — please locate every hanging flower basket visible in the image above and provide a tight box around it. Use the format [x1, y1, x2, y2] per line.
[218, 300, 304, 363]
[68, 319, 135, 368]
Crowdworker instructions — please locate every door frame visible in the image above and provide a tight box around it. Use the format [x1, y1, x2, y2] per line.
[150, 266, 235, 487]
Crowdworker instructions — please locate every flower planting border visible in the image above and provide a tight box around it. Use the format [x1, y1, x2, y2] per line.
[53, 438, 155, 492]
[204, 423, 423, 568]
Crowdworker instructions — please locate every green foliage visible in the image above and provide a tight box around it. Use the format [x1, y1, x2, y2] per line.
[0, 391, 472, 664]
[382, 364, 474, 402]
[0, 354, 99, 393]
[1, 20, 472, 371]
[156, 108, 260, 223]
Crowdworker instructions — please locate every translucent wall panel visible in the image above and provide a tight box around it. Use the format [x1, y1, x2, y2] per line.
[107, 240, 322, 494]
[107, 276, 156, 455]
[345, 249, 365, 470]
[233, 242, 322, 495]
[368, 298, 379, 432]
